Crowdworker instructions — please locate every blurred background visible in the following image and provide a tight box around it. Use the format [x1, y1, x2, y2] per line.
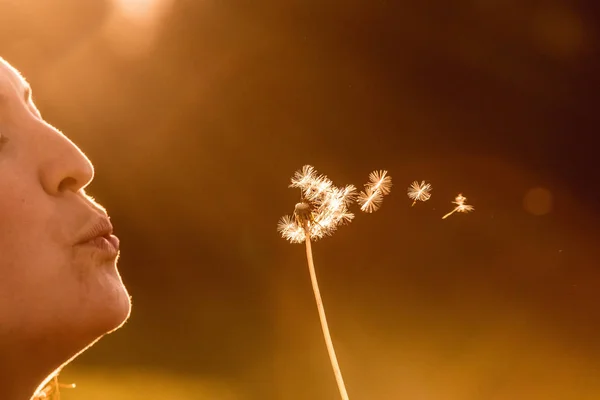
[2, 0, 600, 398]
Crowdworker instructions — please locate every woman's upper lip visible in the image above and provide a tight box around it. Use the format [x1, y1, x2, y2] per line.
[75, 216, 114, 245]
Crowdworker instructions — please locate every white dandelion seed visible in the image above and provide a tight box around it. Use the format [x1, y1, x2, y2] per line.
[357, 170, 392, 213]
[365, 170, 392, 195]
[442, 193, 474, 219]
[289, 165, 319, 190]
[277, 214, 306, 244]
[407, 180, 432, 206]
[357, 188, 383, 213]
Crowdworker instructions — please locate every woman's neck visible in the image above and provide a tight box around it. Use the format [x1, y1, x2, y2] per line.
[0, 372, 48, 400]
[0, 342, 62, 400]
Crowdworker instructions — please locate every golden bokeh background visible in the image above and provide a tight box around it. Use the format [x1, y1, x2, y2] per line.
[1, 1, 599, 398]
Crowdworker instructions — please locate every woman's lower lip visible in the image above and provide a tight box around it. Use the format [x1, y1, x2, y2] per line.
[106, 234, 120, 251]
[79, 235, 120, 257]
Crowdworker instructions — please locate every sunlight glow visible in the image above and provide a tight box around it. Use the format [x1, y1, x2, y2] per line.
[110, 0, 173, 24]
[104, 0, 174, 57]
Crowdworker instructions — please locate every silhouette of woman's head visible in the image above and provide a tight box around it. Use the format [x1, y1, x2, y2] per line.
[0, 57, 131, 400]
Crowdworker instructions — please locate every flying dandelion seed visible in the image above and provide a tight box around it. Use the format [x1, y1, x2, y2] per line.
[365, 170, 392, 194]
[357, 189, 382, 213]
[442, 193, 474, 219]
[407, 180, 432, 206]
[357, 170, 392, 213]
[278, 165, 391, 400]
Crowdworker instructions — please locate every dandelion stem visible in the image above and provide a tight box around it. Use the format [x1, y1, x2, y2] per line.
[303, 222, 350, 400]
[442, 208, 456, 219]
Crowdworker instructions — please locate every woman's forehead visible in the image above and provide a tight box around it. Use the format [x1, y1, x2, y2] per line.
[0, 57, 28, 95]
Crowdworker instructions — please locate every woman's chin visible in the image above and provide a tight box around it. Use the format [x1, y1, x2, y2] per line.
[89, 275, 132, 334]
[71, 267, 132, 343]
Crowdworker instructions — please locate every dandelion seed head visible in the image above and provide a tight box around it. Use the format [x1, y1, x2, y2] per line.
[304, 176, 334, 201]
[340, 184, 358, 205]
[280, 165, 358, 243]
[314, 186, 355, 233]
[294, 202, 313, 223]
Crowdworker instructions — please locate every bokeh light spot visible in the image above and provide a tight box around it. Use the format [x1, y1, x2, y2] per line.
[523, 187, 553, 216]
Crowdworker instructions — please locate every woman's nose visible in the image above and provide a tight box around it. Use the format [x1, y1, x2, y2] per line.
[38, 124, 95, 195]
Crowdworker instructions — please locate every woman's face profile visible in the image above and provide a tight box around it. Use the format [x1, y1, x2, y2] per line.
[0, 57, 131, 389]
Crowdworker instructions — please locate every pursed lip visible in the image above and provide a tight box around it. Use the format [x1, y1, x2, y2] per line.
[75, 216, 120, 253]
